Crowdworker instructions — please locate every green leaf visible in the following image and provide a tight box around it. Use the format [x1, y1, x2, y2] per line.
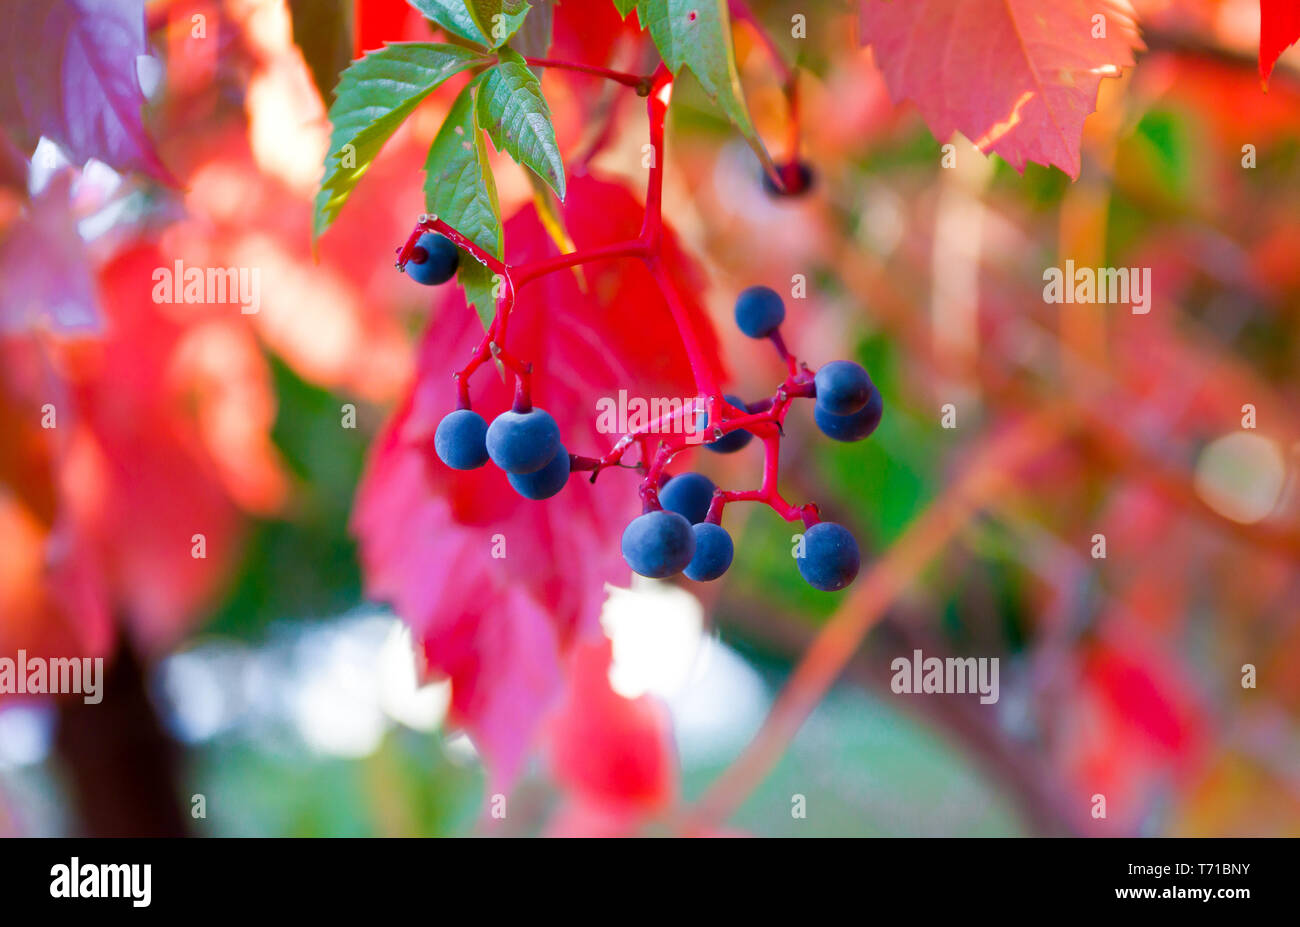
[424, 79, 503, 258]
[612, 0, 638, 18]
[464, 0, 531, 49]
[423, 77, 505, 332]
[407, 0, 489, 45]
[475, 47, 566, 199]
[457, 255, 502, 333]
[634, 0, 773, 174]
[313, 43, 483, 242]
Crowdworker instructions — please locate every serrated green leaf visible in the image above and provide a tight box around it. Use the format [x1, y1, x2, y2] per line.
[407, 0, 488, 46]
[464, 0, 530, 50]
[612, 0, 638, 18]
[314, 43, 483, 241]
[424, 79, 503, 258]
[634, 0, 773, 174]
[475, 48, 566, 199]
[423, 78, 505, 333]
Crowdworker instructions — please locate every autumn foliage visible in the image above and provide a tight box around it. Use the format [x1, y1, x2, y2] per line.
[1, 0, 1298, 838]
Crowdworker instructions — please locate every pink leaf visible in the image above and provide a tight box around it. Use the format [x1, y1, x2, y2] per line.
[859, 0, 1144, 178]
[0, 0, 171, 182]
[352, 175, 721, 790]
[0, 172, 101, 335]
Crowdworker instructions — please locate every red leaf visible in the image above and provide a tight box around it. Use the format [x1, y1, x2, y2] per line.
[0, 0, 172, 182]
[0, 244, 258, 668]
[552, 0, 642, 72]
[353, 0, 423, 56]
[1260, 0, 1300, 86]
[67, 246, 248, 648]
[545, 638, 677, 813]
[352, 175, 722, 789]
[859, 0, 1143, 178]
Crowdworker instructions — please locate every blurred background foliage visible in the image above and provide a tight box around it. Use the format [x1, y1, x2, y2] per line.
[2, 0, 1299, 837]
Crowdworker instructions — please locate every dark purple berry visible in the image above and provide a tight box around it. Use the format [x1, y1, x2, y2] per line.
[621, 510, 696, 578]
[508, 446, 570, 500]
[761, 160, 814, 198]
[797, 522, 860, 591]
[814, 386, 883, 443]
[486, 408, 561, 474]
[434, 409, 489, 470]
[405, 232, 458, 285]
[814, 360, 874, 416]
[684, 522, 733, 582]
[734, 285, 785, 339]
[659, 472, 715, 524]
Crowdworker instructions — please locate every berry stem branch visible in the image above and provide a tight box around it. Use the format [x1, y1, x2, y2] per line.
[523, 56, 653, 94]
[403, 56, 819, 527]
[514, 239, 649, 285]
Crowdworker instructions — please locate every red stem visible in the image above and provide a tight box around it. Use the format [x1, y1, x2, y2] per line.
[640, 67, 673, 247]
[514, 239, 648, 285]
[524, 56, 653, 94]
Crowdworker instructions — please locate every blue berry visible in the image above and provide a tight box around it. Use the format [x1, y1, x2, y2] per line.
[433, 409, 489, 470]
[659, 472, 715, 524]
[699, 394, 753, 454]
[761, 160, 814, 198]
[734, 285, 785, 338]
[796, 522, 860, 591]
[486, 408, 561, 474]
[814, 360, 874, 416]
[507, 446, 570, 500]
[621, 510, 695, 578]
[814, 386, 883, 442]
[684, 522, 733, 582]
[405, 232, 458, 285]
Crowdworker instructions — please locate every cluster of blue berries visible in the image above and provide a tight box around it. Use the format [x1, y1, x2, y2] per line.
[733, 284, 884, 445]
[621, 285, 880, 593]
[406, 232, 572, 500]
[621, 471, 862, 592]
[411, 247, 882, 592]
[435, 404, 572, 500]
